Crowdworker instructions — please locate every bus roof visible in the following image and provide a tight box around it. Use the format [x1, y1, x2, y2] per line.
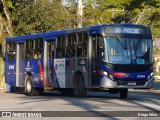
[6, 30, 66, 41]
[6, 23, 150, 42]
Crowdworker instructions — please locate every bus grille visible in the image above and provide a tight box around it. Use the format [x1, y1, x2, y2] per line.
[104, 63, 152, 73]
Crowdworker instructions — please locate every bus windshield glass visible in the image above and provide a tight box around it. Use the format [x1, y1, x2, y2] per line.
[103, 37, 152, 64]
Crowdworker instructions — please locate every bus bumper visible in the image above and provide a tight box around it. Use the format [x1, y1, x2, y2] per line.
[100, 76, 154, 89]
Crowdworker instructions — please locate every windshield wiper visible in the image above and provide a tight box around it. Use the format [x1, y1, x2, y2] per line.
[116, 36, 127, 50]
[132, 41, 137, 57]
[135, 39, 142, 50]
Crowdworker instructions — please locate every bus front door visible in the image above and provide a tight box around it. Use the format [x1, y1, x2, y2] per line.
[44, 38, 55, 89]
[89, 35, 99, 87]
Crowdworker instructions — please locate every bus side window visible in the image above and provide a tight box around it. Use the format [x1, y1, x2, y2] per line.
[34, 38, 43, 59]
[7, 42, 16, 61]
[66, 34, 76, 58]
[25, 40, 33, 60]
[77, 33, 88, 57]
[56, 36, 65, 58]
[47, 41, 54, 60]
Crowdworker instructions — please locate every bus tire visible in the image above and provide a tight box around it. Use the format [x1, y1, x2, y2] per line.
[120, 88, 128, 99]
[73, 73, 86, 97]
[25, 76, 39, 96]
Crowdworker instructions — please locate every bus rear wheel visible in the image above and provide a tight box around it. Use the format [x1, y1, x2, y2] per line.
[120, 88, 128, 99]
[73, 73, 86, 97]
[25, 76, 43, 96]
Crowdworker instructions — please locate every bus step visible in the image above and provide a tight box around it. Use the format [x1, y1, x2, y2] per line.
[44, 87, 53, 91]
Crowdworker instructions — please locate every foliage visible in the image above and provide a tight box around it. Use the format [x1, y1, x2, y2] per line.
[0, 0, 160, 37]
[12, 0, 67, 35]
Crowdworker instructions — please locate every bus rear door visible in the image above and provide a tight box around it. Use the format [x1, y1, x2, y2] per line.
[16, 41, 25, 87]
[44, 37, 55, 89]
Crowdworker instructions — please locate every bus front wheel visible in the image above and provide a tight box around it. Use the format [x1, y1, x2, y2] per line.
[73, 73, 86, 97]
[120, 88, 128, 99]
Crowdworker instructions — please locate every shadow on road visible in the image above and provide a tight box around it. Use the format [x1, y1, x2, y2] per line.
[6, 80, 160, 118]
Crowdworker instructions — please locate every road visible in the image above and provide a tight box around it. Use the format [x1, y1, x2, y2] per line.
[0, 80, 160, 120]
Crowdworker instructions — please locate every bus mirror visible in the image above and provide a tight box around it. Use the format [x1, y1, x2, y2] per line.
[101, 51, 104, 57]
[99, 48, 104, 57]
[99, 39, 104, 49]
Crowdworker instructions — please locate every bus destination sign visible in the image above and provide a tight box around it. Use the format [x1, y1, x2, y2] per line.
[104, 26, 145, 34]
[115, 28, 140, 34]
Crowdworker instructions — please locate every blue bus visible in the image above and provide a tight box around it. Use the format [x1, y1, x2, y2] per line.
[5, 24, 153, 98]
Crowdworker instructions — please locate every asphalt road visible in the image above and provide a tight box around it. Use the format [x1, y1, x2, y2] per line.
[0, 80, 160, 120]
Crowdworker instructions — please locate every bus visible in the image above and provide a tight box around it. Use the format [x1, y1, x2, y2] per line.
[5, 23, 154, 98]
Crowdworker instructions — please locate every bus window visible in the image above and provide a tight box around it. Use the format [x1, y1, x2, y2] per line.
[25, 40, 33, 60]
[77, 33, 88, 57]
[56, 36, 65, 58]
[34, 38, 43, 59]
[47, 41, 54, 59]
[66, 34, 76, 58]
[7, 42, 16, 61]
[52, 41, 55, 58]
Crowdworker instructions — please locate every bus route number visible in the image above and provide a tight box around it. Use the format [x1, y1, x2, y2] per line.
[115, 28, 140, 34]
[9, 65, 15, 69]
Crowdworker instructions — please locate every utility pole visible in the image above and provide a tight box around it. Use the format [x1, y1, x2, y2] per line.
[78, 0, 83, 28]
[77, 0, 94, 28]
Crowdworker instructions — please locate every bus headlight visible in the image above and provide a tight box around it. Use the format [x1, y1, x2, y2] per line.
[103, 71, 108, 76]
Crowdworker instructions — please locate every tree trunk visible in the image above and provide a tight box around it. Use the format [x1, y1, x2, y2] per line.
[0, 14, 3, 36]
[1, 0, 14, 37]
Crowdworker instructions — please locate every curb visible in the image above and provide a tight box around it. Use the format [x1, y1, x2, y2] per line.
[0, 89, 5, 93]
[0, 86, 5, 93]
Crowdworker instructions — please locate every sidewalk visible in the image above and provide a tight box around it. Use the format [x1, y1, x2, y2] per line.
[146, 79, 160, 93]
[153, 79, 160, 88]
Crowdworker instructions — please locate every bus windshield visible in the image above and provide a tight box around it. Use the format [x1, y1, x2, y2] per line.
[103, 37, 152, 64]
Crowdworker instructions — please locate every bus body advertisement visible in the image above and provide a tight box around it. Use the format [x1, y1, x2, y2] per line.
[5, 24, 154, 98]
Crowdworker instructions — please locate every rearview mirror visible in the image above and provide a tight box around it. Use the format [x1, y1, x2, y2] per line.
[99, 39, 104, 49]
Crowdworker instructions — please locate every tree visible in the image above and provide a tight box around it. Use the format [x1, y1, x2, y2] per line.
[12, 0, 75, 36]
[1, 0, 160, 38]
[113, 0, 160, 37]
[0, 0, 14, 37]
[0, 0, 14, 57]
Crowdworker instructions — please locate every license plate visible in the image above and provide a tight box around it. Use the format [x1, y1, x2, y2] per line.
[128, 82, 136, 86]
